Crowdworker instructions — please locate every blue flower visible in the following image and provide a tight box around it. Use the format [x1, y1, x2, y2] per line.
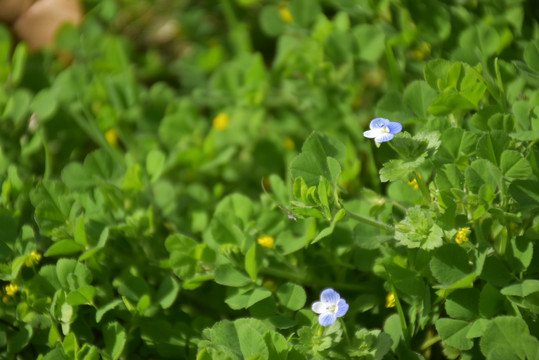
[363, 118, 402, 143]
[311, 288, 349, 326]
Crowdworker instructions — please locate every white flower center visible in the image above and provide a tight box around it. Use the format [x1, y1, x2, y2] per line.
[381, 126, 390, 134]
[324, 302, 338, 314]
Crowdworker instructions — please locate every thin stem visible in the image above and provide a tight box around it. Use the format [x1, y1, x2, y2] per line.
[345, 208, 395, 233]
[340, 318, 351, 345]
[420, 335, 441, 351]
[259, 267, 369, 292]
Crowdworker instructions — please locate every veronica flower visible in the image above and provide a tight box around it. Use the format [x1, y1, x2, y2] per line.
[363, 118, 402, 143]
[311, 288, 349, 326]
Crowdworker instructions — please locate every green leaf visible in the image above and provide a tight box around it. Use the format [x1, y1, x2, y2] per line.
[30, 180, 75, 237]
[7, 324, 33, 354]
[263, 331, 289, 360]
[215, 265, 252, 287]
[155, 275, 180, 309]
[245, 245, 261, 281]
[203, 319, 271, 359]
[480, 316, 534, 359]
[66, 285, 95, 306]
[121, 164, 144, 191]
[379, 155, 426, 183]
[459, 24, 500, 59]
[465, 159, 502, 193]
[476, 131, 509, 166]
[500, 150, 533, 180]
[11, 43, 28, 85]
[395, 206, 444, 250]
[403, 81, 437, 119]
[45, 240, 85, 257]
[524, 40, 539, 72]
[501, 280, 539, 297]
[30, 89, 58, 121]
[146, 149, 166, 183]
[290, 132, 346, 186]
[430, 244, 473, 285]
[310, 208, 346, 244]
[103, 322, 126, 360]
[259, 5, 286, 37]
[435, 318, 473, 350]
[225, 287, 272, 310]
[56, 259, 92, 290]
[96, 299, 123, 323]
[424, 59, 454, 90]
[276, 283, 306, 311]
[508, 179, 539, 211]
[353, 24, 386, 62]
[436, 128, 477, 164]
[289, 0, 320, 28]
[505, 237, 533, 272]
[445, 289, 479, 320]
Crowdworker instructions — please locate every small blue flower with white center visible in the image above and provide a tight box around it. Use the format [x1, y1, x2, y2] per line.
[363, 118, 402, 143]
[311, 288, 349, 326]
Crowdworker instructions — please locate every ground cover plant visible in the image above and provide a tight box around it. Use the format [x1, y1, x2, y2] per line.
[1, 0, 539, 359]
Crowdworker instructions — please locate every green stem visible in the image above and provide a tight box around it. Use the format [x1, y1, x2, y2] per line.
[420, 335, 441, 351]
[386, 278, 411, 348]
[345, 208, 395, 233]
[340, 318, 351, 345]
[221, 0, 238, 29]
[259, 267, 369, 292]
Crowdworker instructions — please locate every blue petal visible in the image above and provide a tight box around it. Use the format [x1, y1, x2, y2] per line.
[319, 313, 337, 327]
[320, 288, 340, 304]
[369, 118, 389, 130]
[387, 122, 402, 134]
[336, 299, 349, 317]
[375, 133, 394, 143]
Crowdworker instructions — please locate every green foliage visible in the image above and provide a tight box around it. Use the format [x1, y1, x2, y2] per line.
[1, 0, 538, 359]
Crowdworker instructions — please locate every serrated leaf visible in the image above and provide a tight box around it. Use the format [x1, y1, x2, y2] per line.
[500, 150, 533, 179]
[430, 244, 473, 285]
[435, 318, 473, 350]
[480, 316, 534, 359]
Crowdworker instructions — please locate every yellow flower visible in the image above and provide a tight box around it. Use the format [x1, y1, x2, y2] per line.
[212, 113, 230, 131]
[455, 227, 471, 245]
[5, 283, 19, 297]
[385, 292, 396, 308]
[105, 128, 118, 147]
[408, 178, 419, 191]
[257, 235, 275, 249]
[25, 250, 42, 267]
[278, 4, 293, 24]
[262, 278, 278, 292]
[412, 42, 431, 61]
[284, 137, 295, 150]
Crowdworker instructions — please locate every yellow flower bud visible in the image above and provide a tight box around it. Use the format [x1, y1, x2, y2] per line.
[284, 137, 295, 150]
[278, 5, 293, 24]
[257, 235, 275, 249]
[412, 42, 431, 61]
[455, 227, 471, 245]
[385, 292, 396, 308]
[5, 283, 19, 297]
[212, 113, 230, 131]
[105, 128, 118, 147]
